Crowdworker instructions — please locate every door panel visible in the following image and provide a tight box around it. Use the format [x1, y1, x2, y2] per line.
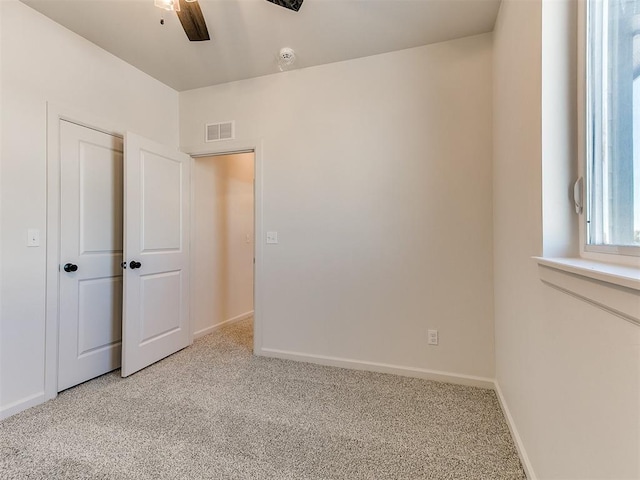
[140, 271, 182, 343]
[78, 277, 122, 356]
[122, 133, 191, 377]
[141, 152, 182, 251]
[58, 121, 123, 391]
[79, 144, 123, 253]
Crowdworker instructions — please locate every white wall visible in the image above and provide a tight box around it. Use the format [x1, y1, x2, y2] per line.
[0, 0, 179, 417]
[181, 35, 495, 384]
[192, 153, 254, 337]
[541, 0, 578, 258]
[493, 1, 640, 478]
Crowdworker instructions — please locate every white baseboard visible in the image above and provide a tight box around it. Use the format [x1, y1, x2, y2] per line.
[193, 310, 254, 339]
[258, 347, 495, 389]
[0, 391, 45, 420]
[494, 381, 536, 480]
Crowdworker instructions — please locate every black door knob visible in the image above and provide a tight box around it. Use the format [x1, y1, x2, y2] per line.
[63, 263, 78, 273]
[129, 261, 142, 269]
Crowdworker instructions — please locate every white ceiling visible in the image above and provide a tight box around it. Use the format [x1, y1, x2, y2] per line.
[20, 0, 501, 92]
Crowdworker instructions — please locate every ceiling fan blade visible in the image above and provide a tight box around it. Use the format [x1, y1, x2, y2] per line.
[266, 0, 304, 13]
[176, 0, 210, 42]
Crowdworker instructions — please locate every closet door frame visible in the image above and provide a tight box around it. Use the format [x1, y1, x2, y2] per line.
[45, 103, 128, 401]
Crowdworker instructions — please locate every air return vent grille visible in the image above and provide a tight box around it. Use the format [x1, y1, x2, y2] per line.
[205, 121, 234, 142]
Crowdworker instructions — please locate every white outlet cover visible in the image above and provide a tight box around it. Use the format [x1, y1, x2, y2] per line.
[427, 329, 439, 345]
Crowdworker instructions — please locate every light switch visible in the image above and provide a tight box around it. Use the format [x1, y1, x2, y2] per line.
[266, 231, 278, 244]
[27, 229, 40, 247]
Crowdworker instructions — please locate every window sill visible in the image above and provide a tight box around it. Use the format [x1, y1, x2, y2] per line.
[534, 257, 640, 326]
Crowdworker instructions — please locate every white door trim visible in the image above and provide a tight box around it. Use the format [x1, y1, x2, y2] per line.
[185, 141, 264, 355]
[45, 103, 125, 401]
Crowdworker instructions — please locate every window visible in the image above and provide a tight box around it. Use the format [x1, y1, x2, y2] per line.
[586, 0, 640, 255]
[535, 0, 640, 316]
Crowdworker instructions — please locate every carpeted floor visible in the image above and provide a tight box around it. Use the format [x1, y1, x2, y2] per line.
[0, 319, 526, 479]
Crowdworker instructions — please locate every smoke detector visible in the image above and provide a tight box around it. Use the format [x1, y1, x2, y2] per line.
[278, 47, 296, 71]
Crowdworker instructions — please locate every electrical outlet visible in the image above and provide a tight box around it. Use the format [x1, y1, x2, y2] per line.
[266, 231, 278, 244]
[427, 329, 439, 346]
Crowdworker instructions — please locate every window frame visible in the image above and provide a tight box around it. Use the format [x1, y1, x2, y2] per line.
[579, 0, 640, 263]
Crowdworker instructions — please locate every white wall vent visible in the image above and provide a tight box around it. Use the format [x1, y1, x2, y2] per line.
[205, 121, 234, 142]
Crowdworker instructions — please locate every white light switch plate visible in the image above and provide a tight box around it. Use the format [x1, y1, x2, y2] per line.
[266, 231, 278, 244]
[27, 229, 40, 247]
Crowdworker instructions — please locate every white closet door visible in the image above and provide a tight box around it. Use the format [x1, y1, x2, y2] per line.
[58, 121, 123, 391]
[121, 132, 191, 377]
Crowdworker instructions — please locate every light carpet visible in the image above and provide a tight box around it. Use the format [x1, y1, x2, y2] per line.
[1, 319, 525, 479]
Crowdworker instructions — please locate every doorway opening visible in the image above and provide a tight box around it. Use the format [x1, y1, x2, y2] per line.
[191, 152, 255, 340]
